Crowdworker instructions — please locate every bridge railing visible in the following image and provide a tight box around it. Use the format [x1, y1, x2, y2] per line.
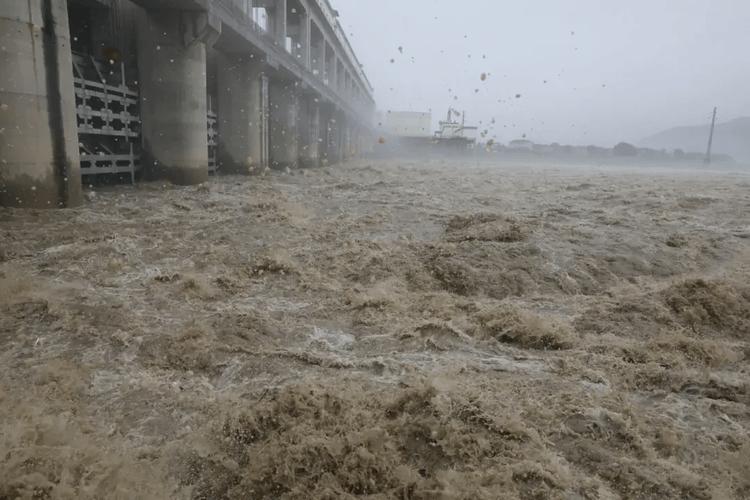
[72, 53, 141, 182]
[311, 0, 372, 93]
[213, 0, 276, 42]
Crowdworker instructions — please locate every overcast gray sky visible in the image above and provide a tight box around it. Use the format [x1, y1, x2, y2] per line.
[334, 0, 750, 146]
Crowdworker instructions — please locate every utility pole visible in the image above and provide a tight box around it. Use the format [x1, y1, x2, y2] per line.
[704, 107, 717, 164]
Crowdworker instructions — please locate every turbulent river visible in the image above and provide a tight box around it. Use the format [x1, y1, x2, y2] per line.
[1, 159, 749, 499]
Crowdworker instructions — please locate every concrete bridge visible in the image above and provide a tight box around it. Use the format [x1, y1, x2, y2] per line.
[0, 0, 375, 208]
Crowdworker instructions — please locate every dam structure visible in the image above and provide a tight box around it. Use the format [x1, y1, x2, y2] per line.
[0, 0, 375, 208]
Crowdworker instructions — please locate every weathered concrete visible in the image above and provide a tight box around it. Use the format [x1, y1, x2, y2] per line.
[320, 104, 341, 165]
[299, 9, 311, 69]
[136, 9, 212, 185]
[216, 53, 265, 174]
[270, 0, 287, 47]
[269, 81, 298, 169]
[310, 22, 325, 78]
[0, 0, 82, 208]
[340, 113, 352, 161]
[2, 0, 376, 207]
[298, 95, 321, 167]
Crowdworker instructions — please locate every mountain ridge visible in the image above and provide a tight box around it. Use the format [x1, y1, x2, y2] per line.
[639, 117, 750, 161]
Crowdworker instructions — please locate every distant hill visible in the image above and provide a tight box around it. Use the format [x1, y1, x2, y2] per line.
[639, 116, 750, 162]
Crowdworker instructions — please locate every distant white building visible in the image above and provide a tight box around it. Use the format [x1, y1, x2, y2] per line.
[508, 139, 534, 151]
[379, 111, 433, 138]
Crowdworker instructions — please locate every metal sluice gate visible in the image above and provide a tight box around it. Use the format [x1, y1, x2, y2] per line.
[72, 54, 219, 182]
[207, 96, 219, 174]
[73, 53, 141, 182]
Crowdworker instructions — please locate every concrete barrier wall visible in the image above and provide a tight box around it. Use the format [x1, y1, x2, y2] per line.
[0, 0, 82, 208]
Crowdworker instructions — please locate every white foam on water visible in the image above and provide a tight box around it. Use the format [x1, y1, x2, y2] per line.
[309, 326, 355, 350]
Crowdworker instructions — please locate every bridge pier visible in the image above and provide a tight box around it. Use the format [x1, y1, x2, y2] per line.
[216, 53, 265, 174]
[341, 114, 352, 161]
[0, 0, 82, 208]
[319, 105, 335, 165]
[332, 108, 346, 165]
[269, 81, 299, 170]
[136, 9, 215, 185]
[299, 96, 321, 168]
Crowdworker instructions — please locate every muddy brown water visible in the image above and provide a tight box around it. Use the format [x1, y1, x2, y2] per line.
[1, 159, 749, 499]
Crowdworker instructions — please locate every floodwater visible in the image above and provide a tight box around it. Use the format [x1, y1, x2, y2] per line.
[1, 159, 749, 499]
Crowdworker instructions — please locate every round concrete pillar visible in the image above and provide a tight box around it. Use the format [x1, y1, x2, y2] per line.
[269, 80, 299, 170]
[137, 10, 209, 185]
[337, 111, 350, 161]
[321, 105, 341, 165]
[299, 96, 320, 168]
[0, 0, 82, 208]
[216, 53, 264, 174]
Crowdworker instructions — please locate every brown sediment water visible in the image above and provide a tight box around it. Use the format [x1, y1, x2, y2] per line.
[1, 159, 749, 499]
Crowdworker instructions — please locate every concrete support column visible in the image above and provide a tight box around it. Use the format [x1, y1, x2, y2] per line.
[300, 10, 311, 68]
[137, 9, 211, 185]
[299, 96, 320, 167]
[313, 35, 325, 78]
[0, 0, 82, 208]
[269, 81, 298, 169]
[341, 114, 351, 161]
[327, 48, 337, 88]
[216, 53, 264, 174]
[319, 104, 330, 165]
[272, 0, 287, 47]
[321, 105, 340, 165]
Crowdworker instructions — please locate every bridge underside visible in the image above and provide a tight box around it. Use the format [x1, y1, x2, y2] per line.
[0, 0, 375, 208]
